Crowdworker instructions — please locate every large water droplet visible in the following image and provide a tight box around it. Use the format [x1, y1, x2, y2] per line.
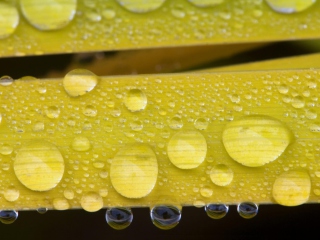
[188, 0, 224, 7]
[222, 115, 293, 167]
[0, 76, 14, 86]
[205, 204, 229, 219]
[14, 140, 65, 191]
[71, 136, 91, 151]
[4, 186, 20, 202]
[272, 170, 311, 206]
[63, 69, 98, 97]
[237, 202, 258, 219]
[81, 192, 103, 212]
[116, 0, 166, 13]
[0, 210, 18, 224]
[20, 0, 76, 30]
[150, 205, 181, 230]
[167, 131, 207, 169]
[0, 3, 19, 39]
[124, 89, 147, 112]
[210, 164, 233, 186]
[110, 144, 158, 198]
[265, 0, 316, 13]
[105, 208, 133, 230]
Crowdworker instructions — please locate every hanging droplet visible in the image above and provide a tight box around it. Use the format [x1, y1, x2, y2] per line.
[81, 192, 103, 212]
[0, 210, 18, 224]
[105, 208, 133, 230]
[205, 204, 229, 219]
[116, 0, 166, 13]
[265, 0, 316, 14]
[37, 208, 48, 214]
[0, 3, 19, 39]
[124, 89, 147, 112]
[20, 0, 77, 30]
[237, 202, 258, 219]
[63, 69, 98, 97]
[150, 205, 181, 230]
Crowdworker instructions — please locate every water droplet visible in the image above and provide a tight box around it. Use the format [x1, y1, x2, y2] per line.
[20, 0, 77, 30]
[194, 118, 208, 130]
[0, 75, 13, 86]
[81, 192, 103, 212]
[0, 143, 13, 155]
[116, 0, 165, 13]
[83, 105, 97, 117]
[71, 136, 91, 152]
[277, 84, 289, 94]
[53, 198, 69, 210]
[37, 208, 48, 214]
[46, 106, 60, 119]
[99, 188, 108, 197]
[171, 5, 186, 18]
[272, 170, 311, 206]
[33, 122, 45, 132]
[169, 117, 183, 130]
[0, 3, 19, 39]
[110, 144, 158, 198]
[306, 109, 317, 119]
[85, 11, 101, 22]
[167, 131, 207, 169]
[200, 187, 213, 198]
[265, 0, 316, 14]
[130, 120, 143, 131]
[291, 96, 305, 109]
[0, 210, 18, 224]
[237, 202, 258, 219]
[106, 208, 133, 230]
[4, 186, 19, 202]
[63, 69, 98, 97]
[222, 115, 293, 167]
[205, 204, 229, 219]
[210, 164, 233, 186]
[124, 89, 147, 112]
[150, 205, 181, 230]
[310, 123, 320, 132]
[102, 8, 116, 19]
[188, 0, 224, 7]
[64, 188, 74, 200]
[14, 140, 65, 191]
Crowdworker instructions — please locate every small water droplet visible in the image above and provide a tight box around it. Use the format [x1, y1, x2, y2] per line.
[102, 8, 116, 19]
[0, 3, 19, 39]
[291, 96, 305, 109]
[37, 208, 48, 214]
[306, 109, 317, 119]
[14, 140, 65, 191]
[200, 187, 213, 198]
[33, 122, 45, 132]
[210, 164, 233, 186]
[83, 105, 97, 117]
[222, 115, 293, 167]
[0, 210, 18, 224]
[194, 118, 208, 130]
[265, 0, 316, 14]
[99, 188, 108, 197]
[20, 0, 77, 30]
[63, 69, 98, 97]
[169, 117, 183, 130]
[277, 84, 289, 94]
[46, 106, 60, 119]
[130, 120, 143, 131]
[81, 192, 103, 212]
[116, 0, 165, 13]
[272, 170, 311, 206]
[167, 131, 207, 169]
[0, 76, 13, 86]
[150, 205, 181, 230]
[205, 204, 229, 219]
[188, 0, 224, 7]
[64, 188, 74, 200]
[0, 144, 13, 155]
[85, 10, 101, 22]
[124, 89, 147, 112]
[237, 202, 258, 219]
[4, 186, 19, 202]
[106, 208, 133, 230]
[171, 5, 186, 18]
[53, 198, 69, 210]
[71, 136, 91, 152]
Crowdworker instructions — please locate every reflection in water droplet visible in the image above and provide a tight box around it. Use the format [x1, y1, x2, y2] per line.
[46, 106, 60, 119]
[272, 170, 311, 206]
[150, 205, 181, 230]
[4, 186, 19, 202]
[71, 136, 91, 151]
[205, 204, 229, 219]
[63, 69, 98, 97]
[188, 0, 224, 7]
[0, 3, 19, 39]
[37, 208, 48, 214]
[210, 164, 233, 186]
[20, 0, 77, 30]
[194, 118, 208, 130]
[0, 210, 18, 224]
[110, 144, 158, 198]
[222, 115, 293, 167]
[265, 0, 316, 14]
[14, 140, 65, 191]
[237, 202, 258, 219]
[124, 89, 147, 112]
[53, 198, 69, 210]
[0, 76, 14, 86]
[167, 131, 207, 169]
[81, 192, 103, 212]
[106, 208, 133, 230]
[116, 0, 166, 13]
[169, 117, 183, 130]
